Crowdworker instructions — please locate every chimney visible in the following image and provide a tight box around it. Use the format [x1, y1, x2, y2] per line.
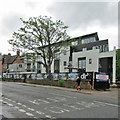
[17, 51, 20, 56]
[8, 53, 11, 56]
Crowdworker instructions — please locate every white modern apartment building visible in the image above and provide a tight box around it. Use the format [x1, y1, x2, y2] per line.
[49, 32, 116, 83]
[21, 32, 116, 83]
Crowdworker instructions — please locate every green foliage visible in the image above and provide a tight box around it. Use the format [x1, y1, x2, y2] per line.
[116, 49, 120, 77]
[8, 15, 70, 73]
[58, 80, 64, 87]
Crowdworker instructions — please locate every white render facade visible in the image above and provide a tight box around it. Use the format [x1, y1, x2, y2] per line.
[23, 32, 116, 83]
[72, 48, 116, 83]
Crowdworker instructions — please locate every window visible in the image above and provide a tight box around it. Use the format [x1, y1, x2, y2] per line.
[64, 61, 67, 66]
[89, 59, 92, 64]
[19, 64, 22, 68]
[99, 45, 103, 52]
[82, 37, 96, 44]
[104, 44, 109, 52]
[92, 46, 99, 50]
[37, 62, 41, 69]
[27, 63, 31, 69]
[55, 52, 60, 59]
[78, 58, 86, 69]
[92, 46, 96, 50]
[89, 37, 96, 43]
[63, 50, 66, 55]
[27, 63, 31, 72]
[82, 48, 87, 51]
[71, 41, 78, 46]
[54, 60, 60, 73]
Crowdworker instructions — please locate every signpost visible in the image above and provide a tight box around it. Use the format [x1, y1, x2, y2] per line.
[94, 72, 110, 90]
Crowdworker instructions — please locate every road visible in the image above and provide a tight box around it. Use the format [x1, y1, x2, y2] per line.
[0, 82, 119, 119]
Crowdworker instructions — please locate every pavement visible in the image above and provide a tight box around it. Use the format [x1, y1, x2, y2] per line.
[1, 81, 119, 100]
[16, 82, 119, 99]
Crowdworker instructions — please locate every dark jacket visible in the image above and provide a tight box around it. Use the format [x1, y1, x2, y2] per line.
[76, 77, 81, 86]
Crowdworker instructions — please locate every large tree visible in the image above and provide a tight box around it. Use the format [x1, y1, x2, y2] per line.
[8, 15, 70, 73]
[116, 49, 120, 78]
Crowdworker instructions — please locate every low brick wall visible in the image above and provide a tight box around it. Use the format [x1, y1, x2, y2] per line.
[2, 78, 92, 90]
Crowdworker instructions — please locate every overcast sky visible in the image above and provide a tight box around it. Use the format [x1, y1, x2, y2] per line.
[0, 0, 119, 55]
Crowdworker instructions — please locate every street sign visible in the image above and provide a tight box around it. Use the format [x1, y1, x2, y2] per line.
[94, 72, 110, 89]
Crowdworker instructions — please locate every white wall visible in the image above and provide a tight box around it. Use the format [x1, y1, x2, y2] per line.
[72, 49, 99, 72]
[59, 47, 70, 73]
[9, 63, 25, 72]
[72, 49, 116, 83]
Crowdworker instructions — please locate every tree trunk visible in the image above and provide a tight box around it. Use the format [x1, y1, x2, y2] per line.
[45, 64, 52, 80]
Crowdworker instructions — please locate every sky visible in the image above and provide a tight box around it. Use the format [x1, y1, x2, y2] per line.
[0, 0, 119, 55]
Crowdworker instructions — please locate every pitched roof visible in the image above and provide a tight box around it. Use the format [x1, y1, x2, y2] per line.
[38, 32, 99, 49]
[2, 55, 17, 64]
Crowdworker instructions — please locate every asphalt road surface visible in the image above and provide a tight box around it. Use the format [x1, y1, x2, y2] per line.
[0, 82, 119, 119]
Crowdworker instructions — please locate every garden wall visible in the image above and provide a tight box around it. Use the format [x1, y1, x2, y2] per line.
[2, 78, 92, 90]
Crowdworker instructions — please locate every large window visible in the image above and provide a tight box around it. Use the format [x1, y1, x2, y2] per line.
[71, 41, 78, 46]
[89, 58, 92, 64]
[82, 37, 96, 44]
[54, 60, 60, 73]
[37, 62, 41, 73]
[54, 52, 60, 59]
[27, 63, 31, 72]
[78, 57, 86, 69]
[63, 50, 66, 55]
[64, 61, 67, 66]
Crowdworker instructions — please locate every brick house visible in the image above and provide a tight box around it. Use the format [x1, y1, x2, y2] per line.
[2, 51, 25, 73]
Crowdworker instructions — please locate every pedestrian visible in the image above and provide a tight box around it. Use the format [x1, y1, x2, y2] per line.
[76, 76, 81, 90]
[23, 74, 26, 83]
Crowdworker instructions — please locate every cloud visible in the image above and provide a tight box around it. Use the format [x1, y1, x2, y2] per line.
[0, 12, 25, 36]
[47, 2, 118, 29]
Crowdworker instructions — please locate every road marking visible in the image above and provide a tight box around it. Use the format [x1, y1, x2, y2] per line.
[29, 100, 39, 105]
[27, 108, 35, 111]
[45, 115, 52, 118]
[17, 103, 22, 105]
[3, 101, 7, 104]
[49, 93, 77, 99]
[55, 106, 70, 112]
[22, 105, 27, 107]
[15, 106, 19, 109]
[63, 104, 84, 111]
[94, 101, 119, 107]
[19, 109, 26, 113]
[36, 111, 45, 115]
[47, 97, 66, 102]
[47, 98, 58, 102]
[26, 112, 34, 117]
[46, 106, 68, 114]
[77, 101, 99, 108]
[38, 99, 50, 104]
[7, 103, 13, 107]
[4, 98, 8, 100]
[0, 99, 3, 102]
[7, 99, 11, 101]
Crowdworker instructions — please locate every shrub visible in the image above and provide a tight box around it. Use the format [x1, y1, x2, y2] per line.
[58, 80, 64, 87]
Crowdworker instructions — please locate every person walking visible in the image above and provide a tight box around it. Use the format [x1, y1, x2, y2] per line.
[23, 74, 26, 83]
[76, 76, 81, 90]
